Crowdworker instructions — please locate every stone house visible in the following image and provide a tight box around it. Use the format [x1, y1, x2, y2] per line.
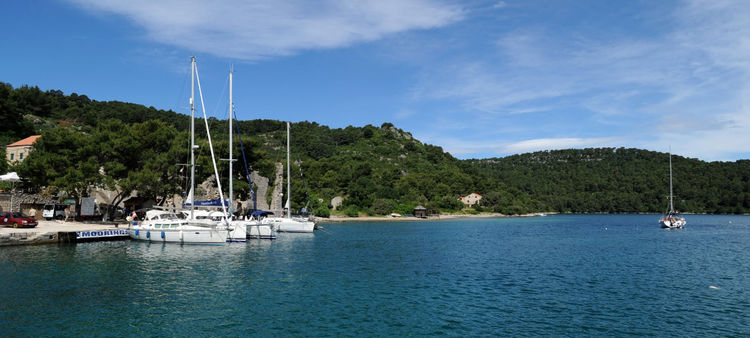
[459, 192, 483, 206]
[413, 205, 427, 218]
[6, 135, 41, 164]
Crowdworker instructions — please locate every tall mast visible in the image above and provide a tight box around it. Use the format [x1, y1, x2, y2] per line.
[286, 121, 291, 219]
[194, 60, 229, 220]
[669, 152, 674, 213]
[190, 56, 196, 219]
[228, 68, 233, 216]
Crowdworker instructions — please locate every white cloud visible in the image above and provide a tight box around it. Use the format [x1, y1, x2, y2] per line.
[66, 0, 464, 60]
[643, 0, 750, 161]
[413, 133, 618, 159]
[410, 0, 750, 161]
[493, 2, 507, 9]
[502, 137, 617, 154]
[64, 0, 750, 161]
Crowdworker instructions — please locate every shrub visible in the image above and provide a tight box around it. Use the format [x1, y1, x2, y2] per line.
[395, 202, 417, 215]
[344, 205, 359, 217]
[371, 198, 396, 215]
[314, 205, 331, 218]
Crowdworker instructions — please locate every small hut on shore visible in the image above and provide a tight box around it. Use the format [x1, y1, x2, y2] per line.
[123, 196, 155, 214]
[413, 205, 427, 218]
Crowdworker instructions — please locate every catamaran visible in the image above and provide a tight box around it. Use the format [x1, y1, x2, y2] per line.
[659, 152, 686, 229]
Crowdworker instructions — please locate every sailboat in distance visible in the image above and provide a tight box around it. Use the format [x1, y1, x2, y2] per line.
[659, 151, 686, 229]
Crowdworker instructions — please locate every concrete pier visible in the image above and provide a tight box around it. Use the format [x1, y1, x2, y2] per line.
[0, 220, 128, 246]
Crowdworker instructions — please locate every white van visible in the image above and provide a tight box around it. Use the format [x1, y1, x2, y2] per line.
[42, 204, 67, 220]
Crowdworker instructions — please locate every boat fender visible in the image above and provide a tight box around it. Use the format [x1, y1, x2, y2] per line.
[146, 231, 150, 239]
[161, 231, 165, 239]
[135, 229, 139, 236]
[180, 230, 184, 241]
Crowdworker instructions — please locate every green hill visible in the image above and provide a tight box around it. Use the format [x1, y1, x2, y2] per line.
[3, 82, 750, 215]
[470, 148, 750, 214]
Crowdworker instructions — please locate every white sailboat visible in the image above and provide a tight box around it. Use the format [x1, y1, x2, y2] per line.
[659, 152, 686, 229]
[129, 57, 228, 244]
[129, 209, 228, 244]
[224, 68, 248, 242]
[223, 68, 273, 240]
[244, 211, 276, 239]
[262, 122, 315, 233]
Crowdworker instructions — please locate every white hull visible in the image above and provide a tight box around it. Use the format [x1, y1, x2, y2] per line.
[129, 210, 228, 244]
[248, 223, 276, 239]
[226, 220, 276, 240]
[277, 220, 315, 233]
[227, 221, 247, 242]
[129, 226, 228, 244]
[659, 216, 686, 229]
[262, 217, 315, 233]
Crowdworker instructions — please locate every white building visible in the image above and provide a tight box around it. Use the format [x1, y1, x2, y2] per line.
[459, 192, 483, 206]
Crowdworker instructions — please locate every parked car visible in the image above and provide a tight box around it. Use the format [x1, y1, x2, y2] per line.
[1, 212, 38, 228]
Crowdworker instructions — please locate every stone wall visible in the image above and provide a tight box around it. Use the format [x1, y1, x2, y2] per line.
[0, 193, 56, 215]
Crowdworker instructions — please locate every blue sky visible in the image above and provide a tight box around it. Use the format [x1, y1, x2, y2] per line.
[2, 0, 749, 161]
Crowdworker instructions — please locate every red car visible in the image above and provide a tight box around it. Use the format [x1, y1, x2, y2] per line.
[0, 212, 38, 228]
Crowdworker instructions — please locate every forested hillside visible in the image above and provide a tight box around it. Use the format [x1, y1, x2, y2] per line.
[470, 149, 750, 214]
[1, 82, 512, 216]
[3, 82, 750, 215]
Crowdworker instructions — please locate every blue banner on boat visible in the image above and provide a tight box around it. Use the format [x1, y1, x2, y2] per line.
[183, 199, 229, 207]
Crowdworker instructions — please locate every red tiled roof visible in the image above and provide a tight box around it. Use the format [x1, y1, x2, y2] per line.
[7, 135, 41, 147]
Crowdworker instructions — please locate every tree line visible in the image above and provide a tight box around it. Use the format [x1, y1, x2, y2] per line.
[3, 82, 750, 216]
[469, 148, 750, 214]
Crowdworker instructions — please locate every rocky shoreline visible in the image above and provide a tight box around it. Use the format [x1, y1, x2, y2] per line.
[318, 212, 547, 223]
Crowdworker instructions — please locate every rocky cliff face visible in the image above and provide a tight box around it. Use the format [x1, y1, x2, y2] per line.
[249, 170, 270, 211]
[199, 175, 222, 200]
[268, 163, 284, 216]
[167, 170, 276, 215]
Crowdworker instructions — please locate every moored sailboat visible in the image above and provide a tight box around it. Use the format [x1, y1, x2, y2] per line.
[262, 122, 315, 233]
[130, 210, 227, 244]
[223, 68, 249, 242]
[659, 152, 686, 229]
[129, 57, 229, 244]
[223, 68, 274, 240]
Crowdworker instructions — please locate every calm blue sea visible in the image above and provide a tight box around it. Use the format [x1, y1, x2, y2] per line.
[1, 214, 749, 336]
